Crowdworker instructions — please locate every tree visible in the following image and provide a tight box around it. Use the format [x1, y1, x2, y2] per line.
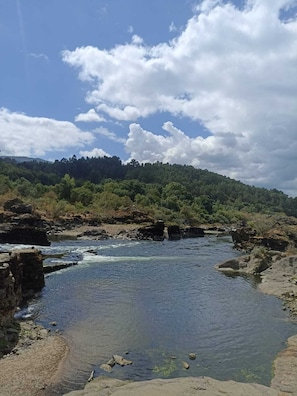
[56, 174, 75, 201]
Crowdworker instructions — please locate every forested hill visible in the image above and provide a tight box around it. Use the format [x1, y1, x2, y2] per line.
[0, 156, 296, 223]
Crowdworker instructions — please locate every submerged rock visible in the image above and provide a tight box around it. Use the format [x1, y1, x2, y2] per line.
[112, 354, 133, 366]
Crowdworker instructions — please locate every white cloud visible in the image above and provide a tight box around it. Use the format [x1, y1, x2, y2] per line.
[0, 108, 94, 157]
[29, 52, 49, 61]
[79, 147, 110, 158]
[62, 0, 297, 195]
[75, 108, 106, 122]
[94, 126, 126, 143]
[169, 22, 177, 32]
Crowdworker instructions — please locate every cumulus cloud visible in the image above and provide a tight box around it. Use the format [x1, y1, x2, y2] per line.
[62, 0, 297, 195]
[79, 147, 111, 158]
[0, 108, 94, 157]
[75, 108, 106, 122]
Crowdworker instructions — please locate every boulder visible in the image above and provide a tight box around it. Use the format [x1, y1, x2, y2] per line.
[215, 249, 282, 275]
[167, 225, 181, 240]
[182, 227, 205, 238]
[137, 221, 165, 241]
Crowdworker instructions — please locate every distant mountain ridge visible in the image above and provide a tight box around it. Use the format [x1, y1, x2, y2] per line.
[0, 156, 48, 163]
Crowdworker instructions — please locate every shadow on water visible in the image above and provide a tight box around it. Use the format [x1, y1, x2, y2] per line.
[221, 271, 262, 289]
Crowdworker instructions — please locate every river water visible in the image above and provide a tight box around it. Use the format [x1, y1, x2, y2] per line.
[7, 235, 297, 394]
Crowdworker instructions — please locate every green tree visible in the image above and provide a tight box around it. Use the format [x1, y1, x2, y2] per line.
[56, 174, 75, 200]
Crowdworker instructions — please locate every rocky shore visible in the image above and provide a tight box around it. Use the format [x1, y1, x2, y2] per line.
[0, 320, 68, 396]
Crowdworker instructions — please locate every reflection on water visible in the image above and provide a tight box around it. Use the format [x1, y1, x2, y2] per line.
[15, 236, 297, 394]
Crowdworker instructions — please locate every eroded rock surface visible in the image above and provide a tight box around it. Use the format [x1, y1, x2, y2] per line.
[64, 376, 280, 396]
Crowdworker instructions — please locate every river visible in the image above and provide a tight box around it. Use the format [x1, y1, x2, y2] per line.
[10, 235, 297, 394]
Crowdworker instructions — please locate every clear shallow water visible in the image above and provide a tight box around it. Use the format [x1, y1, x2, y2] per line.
[6, 236, 297, 394]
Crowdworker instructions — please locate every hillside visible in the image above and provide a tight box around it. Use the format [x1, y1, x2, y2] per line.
[0, 156, 296, 225]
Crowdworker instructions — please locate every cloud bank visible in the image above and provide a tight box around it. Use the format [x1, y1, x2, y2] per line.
[62, 0, 297, 195]
[0, 108, 94, 157]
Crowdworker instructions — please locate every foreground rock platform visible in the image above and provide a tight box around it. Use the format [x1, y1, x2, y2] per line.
[64, 376, 281, 396]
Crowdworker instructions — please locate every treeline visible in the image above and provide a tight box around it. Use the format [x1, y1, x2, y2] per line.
[0, 155, 296, 224]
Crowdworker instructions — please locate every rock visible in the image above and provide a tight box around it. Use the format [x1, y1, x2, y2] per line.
[112, 354, 133, 366]
[230, 225, 291, 252]
[77, 229, 110, 240]
[106, 358, 116, 367]
[271, 334, 297, 394]
[137, 221, 165, 241]
[62, 377, 279, 396]
[0, 199, 50, 246]
[43, 262, 78, 274]
[100, 363, 113, 373]
[189, 353, 196, 360]
[3, 198, 32, 214]
[182, 361, 190, 369]
[215, 249, 282, 275]
[167, 225, 181, 240]
[182, 227, 205, 238]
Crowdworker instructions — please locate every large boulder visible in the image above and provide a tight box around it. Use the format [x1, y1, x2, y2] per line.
[137, 221, 165, 241]
[215, 249, 283, 275]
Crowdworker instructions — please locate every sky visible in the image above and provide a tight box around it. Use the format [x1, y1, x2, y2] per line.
[0, 0, 297, 196]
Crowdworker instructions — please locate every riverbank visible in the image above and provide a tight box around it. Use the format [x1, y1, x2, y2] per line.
[0, 321, 68, 396]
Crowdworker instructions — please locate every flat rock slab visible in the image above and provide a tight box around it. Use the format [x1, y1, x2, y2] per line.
[271, 334, 297, 395]
[64, 376, 281, 396]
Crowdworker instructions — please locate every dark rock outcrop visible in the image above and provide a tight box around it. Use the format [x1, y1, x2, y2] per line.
[0, 199, 50, 246]
[230, 227, 257, 250]
[230, 226, 289, 252]
[0, 248, 45, 356]
[167, 225, 181, 240]
[77, 229, 109, 240]
[3, 198, 32, 215]
[137, 220, 165, 240]
[182, 227, 205, 238]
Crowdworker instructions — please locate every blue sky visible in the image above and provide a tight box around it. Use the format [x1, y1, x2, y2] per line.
[1, 0, 297, 196]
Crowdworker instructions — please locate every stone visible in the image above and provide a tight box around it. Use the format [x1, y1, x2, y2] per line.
[106, 358, 116, 367]
[182, 361, 190, 369]
[100, 363, 113, 373]
[112, 354, 133, 366]
[189, 353, 196, 360]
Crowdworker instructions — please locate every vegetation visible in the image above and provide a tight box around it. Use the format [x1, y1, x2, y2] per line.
[0, 156, 297, 225]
